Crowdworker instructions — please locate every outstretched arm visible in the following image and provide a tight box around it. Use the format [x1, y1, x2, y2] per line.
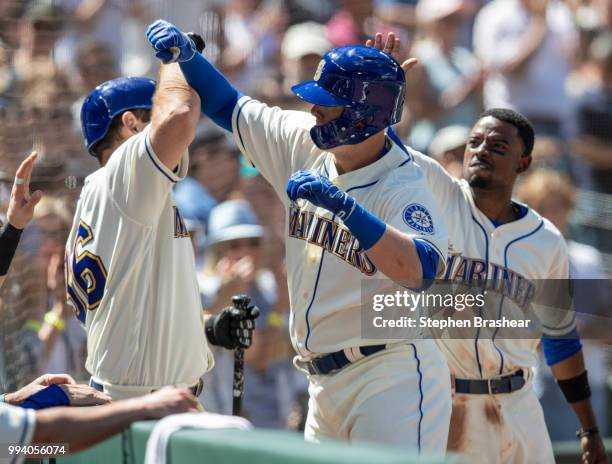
[286, 171, 445, 288]
[33, 387, 198, 453]
[149, 62, 201, 171]
[146, 20, 241, 132]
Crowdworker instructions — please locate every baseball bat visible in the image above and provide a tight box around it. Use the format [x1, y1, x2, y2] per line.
[231, 294, 250, 416]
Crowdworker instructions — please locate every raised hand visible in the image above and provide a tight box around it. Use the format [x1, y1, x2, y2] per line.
[7, 152, 43, 230]
[365, 32, 418, 75]
[146, 20, 196, 64]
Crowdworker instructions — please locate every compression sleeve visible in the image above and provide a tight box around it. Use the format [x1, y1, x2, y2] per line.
[179, 53, 243, 131]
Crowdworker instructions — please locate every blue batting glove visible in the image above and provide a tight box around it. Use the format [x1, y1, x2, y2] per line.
[146, 20, 196, 64]
[286, 170, 356, 220]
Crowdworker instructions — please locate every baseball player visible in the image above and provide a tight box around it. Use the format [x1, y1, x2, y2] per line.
[414, 113, 606, 463]
[66, 64, 257, 399]
[372, 32, 606, 463]
[147, 20, 452, 452]
[413, 114, 607, 463]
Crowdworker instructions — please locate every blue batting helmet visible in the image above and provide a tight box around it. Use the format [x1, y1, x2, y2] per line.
[80, 77, 156, 156]
[291, 45, 405, 150]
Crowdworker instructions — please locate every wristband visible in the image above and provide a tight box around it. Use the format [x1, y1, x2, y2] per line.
[0, 222, 23, 275]
[342, 201, 387, 250]
[557, 370, 591, 403]
[20, 384, 70, 410]
[44, 312, 66, 331]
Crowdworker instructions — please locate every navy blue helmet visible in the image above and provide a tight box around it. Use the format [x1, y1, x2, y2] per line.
[80, 77, 156, 156]
[291, 45, 405, 150]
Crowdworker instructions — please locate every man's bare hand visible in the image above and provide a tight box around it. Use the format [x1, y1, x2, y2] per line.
[57, 384, 112, 406]
[139, 387, 200, 419]
[365, 32, 418, 74]
[580, 434, 608, 464]
[7, 152, 43, 229]
[4, 373, 76, 405]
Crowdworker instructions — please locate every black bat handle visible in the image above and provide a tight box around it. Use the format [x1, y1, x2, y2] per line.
[231, 294, 250, 416]
[232, 346, 245, 416]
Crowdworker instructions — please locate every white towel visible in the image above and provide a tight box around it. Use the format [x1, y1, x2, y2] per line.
[144, 412, 253, 464]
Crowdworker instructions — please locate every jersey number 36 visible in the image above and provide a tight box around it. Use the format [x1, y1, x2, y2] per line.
[65, 220, 108, 323]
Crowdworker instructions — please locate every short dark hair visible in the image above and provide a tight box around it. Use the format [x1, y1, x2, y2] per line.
[91, 108, 151, 159]
[478, 108, 535, 156]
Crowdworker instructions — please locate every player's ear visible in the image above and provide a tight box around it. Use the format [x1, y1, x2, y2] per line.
[516, 154, 532, 174]
[121, 111, 140, 135]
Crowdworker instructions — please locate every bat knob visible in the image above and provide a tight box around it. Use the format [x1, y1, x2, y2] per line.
[186, 32, 206, 53]
[232, 294, 251, 311]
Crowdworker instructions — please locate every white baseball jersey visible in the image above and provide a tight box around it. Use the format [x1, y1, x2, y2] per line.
[231, 97, 449, 359]
[411, 150, 571, 463]
[65, 124, 213, 396]
[411, 149, 574, 379]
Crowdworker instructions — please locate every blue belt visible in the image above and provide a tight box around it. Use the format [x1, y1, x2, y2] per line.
[454, 370, 525, 395]
[89, 378, 104, 392]
[305, 344, 387, 375]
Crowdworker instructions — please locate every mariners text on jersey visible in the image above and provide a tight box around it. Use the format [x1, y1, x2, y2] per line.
[288, 204, 376, 276]
[443, 251, 537, 310]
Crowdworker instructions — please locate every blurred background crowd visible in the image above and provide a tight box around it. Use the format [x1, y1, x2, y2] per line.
[0, 0, 610, 441]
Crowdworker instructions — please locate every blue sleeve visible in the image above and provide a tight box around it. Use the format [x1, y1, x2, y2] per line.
[20, 384, 70, 410]
[541, 328, 583, 366]
[179, 53, 243, 132]
[413, 239, 439, 282]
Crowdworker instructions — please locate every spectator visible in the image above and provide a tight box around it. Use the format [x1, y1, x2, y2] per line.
[280, 22, 331, 96]
[221, 0, 287, 96]
[199, 200, 293, 428]
[188, 125, 242, 203]
[572, 31, 612, 195]
[407, 0, 483, 152]
[428, 125, 470, 179]
[54, 0, 130, 75]
[13, 2, 66, 80]
[75, 41, 119, 94]
[30, 197, 87, 379]
[0, 38, 18, 109]
[473, 0, 577, 138]
[516, 169, 612, 440]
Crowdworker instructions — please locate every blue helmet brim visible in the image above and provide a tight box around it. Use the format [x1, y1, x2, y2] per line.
[291, 81, 352, 107]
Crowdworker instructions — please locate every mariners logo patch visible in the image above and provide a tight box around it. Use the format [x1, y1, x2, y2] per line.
[314, 60, 325, 81]
[403, 203, 434, 234]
